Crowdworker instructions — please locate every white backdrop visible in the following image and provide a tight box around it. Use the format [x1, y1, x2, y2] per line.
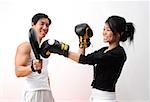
[0, 0, 149, 102]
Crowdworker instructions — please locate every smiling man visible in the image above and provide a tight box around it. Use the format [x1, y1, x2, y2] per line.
[15, 13, 55, 102]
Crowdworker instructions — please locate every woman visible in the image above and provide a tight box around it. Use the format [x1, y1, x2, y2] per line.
[68, 15, 135, 102]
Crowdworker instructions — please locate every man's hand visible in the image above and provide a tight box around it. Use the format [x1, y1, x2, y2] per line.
[31, 59, 43, 72]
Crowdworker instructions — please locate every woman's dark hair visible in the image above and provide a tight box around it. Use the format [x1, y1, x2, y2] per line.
[105, 15, 135, 42]
[32, 13, 51, 25]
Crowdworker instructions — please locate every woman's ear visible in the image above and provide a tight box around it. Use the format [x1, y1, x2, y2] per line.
[116, 32, 121, 40]
[120, 32, 123, 36]
[118, 32, 124, 40]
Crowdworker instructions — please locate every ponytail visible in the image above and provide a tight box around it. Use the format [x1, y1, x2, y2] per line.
[120, 22, 135, 42]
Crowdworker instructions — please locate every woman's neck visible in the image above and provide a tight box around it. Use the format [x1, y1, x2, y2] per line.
[108, 42, 119, 50]
[105, 42, 119, 53]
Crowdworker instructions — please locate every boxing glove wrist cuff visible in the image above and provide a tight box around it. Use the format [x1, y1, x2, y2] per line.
[31, 61, 36, 72]
[79, 37, 91, 48]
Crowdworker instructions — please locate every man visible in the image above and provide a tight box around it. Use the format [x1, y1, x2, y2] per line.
[15, 13, 55, 102]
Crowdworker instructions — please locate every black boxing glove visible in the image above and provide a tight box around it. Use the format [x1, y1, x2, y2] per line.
[40, 39, 69, 58]
[75, 23, 93, 48]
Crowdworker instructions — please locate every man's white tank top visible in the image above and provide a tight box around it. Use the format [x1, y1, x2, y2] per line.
[24, 50, 51, 91]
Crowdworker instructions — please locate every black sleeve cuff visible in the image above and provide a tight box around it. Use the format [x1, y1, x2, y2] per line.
[79, 54, 86, 64]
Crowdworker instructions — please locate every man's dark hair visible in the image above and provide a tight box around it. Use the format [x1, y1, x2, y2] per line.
[32, 13, 51, 25]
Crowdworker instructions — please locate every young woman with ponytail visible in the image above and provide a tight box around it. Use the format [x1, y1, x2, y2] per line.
[67, 15, 135, 102]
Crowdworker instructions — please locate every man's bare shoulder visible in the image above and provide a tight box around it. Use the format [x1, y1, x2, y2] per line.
[17, 41, 31, 53]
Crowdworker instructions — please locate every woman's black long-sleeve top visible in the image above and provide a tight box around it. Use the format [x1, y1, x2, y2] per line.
[79, 45, 127, 92]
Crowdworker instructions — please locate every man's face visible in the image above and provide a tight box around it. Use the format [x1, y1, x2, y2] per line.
[32, 18, 50, 40]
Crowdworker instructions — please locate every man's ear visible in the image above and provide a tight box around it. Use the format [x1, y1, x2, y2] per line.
[31, 22, 34, 26]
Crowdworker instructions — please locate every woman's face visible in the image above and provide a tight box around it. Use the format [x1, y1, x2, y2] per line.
[32, 18, 50, 40]
[102, 23, 119, 44]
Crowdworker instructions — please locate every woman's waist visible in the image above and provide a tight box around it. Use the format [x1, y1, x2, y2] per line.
[91, 88, 116, 100]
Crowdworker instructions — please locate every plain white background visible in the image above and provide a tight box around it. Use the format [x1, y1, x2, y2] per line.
[0, 0, 149, 102]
